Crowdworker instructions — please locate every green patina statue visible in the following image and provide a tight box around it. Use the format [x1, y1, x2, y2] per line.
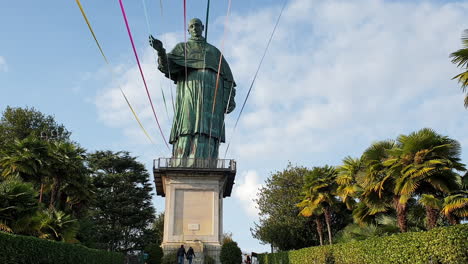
[149, 18, 236, 160]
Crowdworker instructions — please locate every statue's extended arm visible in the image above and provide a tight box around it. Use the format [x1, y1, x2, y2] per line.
[149, 35, 169, 74]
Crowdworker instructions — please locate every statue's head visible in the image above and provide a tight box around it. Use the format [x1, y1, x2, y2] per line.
[188, 18, 204, 38]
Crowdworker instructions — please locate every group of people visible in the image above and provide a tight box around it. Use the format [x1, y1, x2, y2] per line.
[177, 245, 196, 264]
[176, 244, 255, 264]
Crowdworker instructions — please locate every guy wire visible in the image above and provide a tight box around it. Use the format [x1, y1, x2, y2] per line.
[224, 0, 287, 158]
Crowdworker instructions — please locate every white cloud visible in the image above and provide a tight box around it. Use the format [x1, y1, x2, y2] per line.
[233, 170, 263, 217]
[223, 0, 468, 166]
[0, 56, 8, 72]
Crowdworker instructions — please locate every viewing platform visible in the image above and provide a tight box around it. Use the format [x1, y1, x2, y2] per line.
[153, 158, 237, 197]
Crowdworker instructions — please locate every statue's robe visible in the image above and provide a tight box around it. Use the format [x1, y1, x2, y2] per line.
[158, 36, 236, 159]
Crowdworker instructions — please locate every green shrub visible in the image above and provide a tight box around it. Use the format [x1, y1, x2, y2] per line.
[146, 243, 164, 264]
[0, 231, 123, 264]
[0, 180, 38, 233]
[161, 252, 177, 264]
[220, 241, 242, 264]
[258, 224, 468, 264]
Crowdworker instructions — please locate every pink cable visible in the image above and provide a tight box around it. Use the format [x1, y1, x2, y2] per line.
[118, 0, 169, 149]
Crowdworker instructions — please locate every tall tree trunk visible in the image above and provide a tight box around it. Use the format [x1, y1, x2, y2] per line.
[315, 217, 324, 246]
[49, 177, 60, 209]
[323, 208, 333, 245]
[425, 205, 439, 229]
[446, 214, 459, 225]
[394, 196, 408, 232]
[39, 183, 44, 203]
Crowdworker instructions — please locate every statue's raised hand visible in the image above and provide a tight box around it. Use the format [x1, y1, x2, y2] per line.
[149, 35, 163, 52]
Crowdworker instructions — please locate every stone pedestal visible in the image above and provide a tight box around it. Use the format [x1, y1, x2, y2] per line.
[153, 158, 236, 264]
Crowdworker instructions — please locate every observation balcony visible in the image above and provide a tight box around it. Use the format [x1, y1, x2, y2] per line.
[153, 158, 237, 197]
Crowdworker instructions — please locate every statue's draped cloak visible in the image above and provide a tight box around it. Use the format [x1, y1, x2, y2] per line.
[159, 37, 236, 150]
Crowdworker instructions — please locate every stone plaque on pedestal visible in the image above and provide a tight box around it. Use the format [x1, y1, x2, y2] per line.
[153, 158, 236, 264]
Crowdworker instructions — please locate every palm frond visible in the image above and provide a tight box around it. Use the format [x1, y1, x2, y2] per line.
[298, 207, 313, 217]
[442, 194, 468, 216]
[462, 29, 468, 47]
[450, 29, 468, 105]
[0, 221, 13, 233]
[399, 194, 411, 205]
[450, 49, 468, 68]
[426, 177, 451, 193]
[419, 194, 443, 209]
[396, 177, 419, 196]
[453, 207, 468, 217]
[296, 199, 311, 208]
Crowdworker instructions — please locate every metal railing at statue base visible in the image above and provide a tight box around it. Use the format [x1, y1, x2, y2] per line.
[154, 158, 236, 171]
[153, 158, 236, 197]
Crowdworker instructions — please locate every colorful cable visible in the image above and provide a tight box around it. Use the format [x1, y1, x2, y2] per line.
[141, 0, 171, 121]
[118, 0, 170, 150]
[208, 0, 232, 155]
[74, 0, 156, 146]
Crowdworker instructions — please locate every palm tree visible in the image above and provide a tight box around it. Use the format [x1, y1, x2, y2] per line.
[0, 179, 38, 234]
[418, 194, 443, 229]
[0, 137, 49, 202]
[336, 156, 363, 210]
[442, 175, 468, 224]
[389, 128, 465, 229]
[47, 141, 87, 210]
[298, 166, 339, 245]
[297, 191, 325, 246]
[360, 141, 403, 230]
[450, 29, 468, 108]
[442, 191, 468, 224]
[36, 208, 79, 243]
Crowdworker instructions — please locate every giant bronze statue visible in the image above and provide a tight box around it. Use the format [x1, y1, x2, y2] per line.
[150, 18, 236, 159]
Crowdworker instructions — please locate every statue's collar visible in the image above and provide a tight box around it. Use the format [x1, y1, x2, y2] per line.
[189, 36, 206, 42]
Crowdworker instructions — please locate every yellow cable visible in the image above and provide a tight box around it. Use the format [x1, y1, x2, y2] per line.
[75, 0, 108, 63]
[120, 88, 155, 145]
[75, 0, 156, 146]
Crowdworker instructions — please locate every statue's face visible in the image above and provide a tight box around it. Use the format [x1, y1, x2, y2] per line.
[188, 19, 204, 38]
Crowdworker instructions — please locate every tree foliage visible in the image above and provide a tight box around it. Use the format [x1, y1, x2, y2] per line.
[252, 165, 318, 250]
[0, 107, 158, 255]
[87, 150, 156, 253]
[253, 164, 351, 250]
[220, 241, 242, 264]
[299, 166, 339, 245]
[0, 106, 70, 146]
[0, 179, 38, 233]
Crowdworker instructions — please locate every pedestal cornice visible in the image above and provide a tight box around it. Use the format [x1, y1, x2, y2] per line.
[153, 158, 236, 197]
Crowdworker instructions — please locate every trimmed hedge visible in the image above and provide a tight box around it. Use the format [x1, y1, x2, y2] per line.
[258, 224, 468, 264]
[0, 231, 124, 264]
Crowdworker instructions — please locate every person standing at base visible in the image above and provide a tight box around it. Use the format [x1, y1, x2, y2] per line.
[177, 245, 186, 264]
[186, 246, 196, 264]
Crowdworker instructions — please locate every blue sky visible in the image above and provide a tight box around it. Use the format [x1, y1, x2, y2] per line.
[1, 0, 468, 253]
